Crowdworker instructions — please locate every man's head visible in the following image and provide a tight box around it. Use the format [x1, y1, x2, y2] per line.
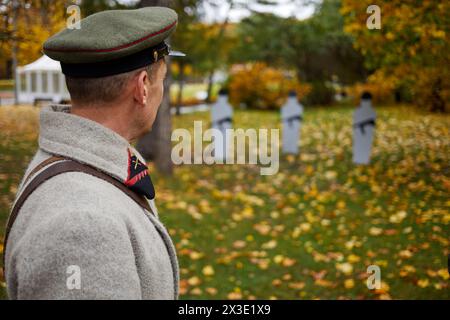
[43, 7, 183, 141]
[66, 58, 167, 140]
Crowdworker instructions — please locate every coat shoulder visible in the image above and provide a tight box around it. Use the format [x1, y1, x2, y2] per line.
[7, 170, 151, 262]
[28, 170, 145, 218]
[5, 172, 146, 299]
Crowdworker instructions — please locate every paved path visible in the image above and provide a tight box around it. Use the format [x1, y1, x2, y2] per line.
[1, 98, 213, 113]
[1, 89, 212, 113]
[171, 104, 210, 115]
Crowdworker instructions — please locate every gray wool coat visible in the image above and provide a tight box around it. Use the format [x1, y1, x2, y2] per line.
[4, 105, 179, 300]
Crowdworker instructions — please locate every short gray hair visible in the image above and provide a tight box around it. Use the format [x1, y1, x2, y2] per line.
[65, 63, 156, 105]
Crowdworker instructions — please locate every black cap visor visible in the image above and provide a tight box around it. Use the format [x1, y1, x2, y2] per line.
[61, 42, 185, 78]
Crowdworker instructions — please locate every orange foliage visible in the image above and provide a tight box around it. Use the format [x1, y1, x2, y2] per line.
[342, 0, 449, 112]
[229, 63, 310, 110]
[346, 70, 396, 104]
[1, 1, 67, 68]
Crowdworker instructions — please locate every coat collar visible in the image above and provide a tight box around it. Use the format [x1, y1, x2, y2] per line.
[39, 105, 147, 184]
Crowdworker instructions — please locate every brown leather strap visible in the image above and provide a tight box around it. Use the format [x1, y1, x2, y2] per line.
[3, 158, 153, 272]
[22, 156, 66, 186]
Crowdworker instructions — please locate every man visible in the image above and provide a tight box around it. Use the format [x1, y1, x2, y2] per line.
[3, 7, 183, 299]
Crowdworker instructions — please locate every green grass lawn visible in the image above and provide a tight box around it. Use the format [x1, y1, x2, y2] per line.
[0, 104, 448, 300]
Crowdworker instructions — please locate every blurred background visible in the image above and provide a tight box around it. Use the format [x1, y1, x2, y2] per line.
[0, 0, 448, 300]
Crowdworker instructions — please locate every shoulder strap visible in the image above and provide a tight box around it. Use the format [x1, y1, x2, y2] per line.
[22, 156, 66, 186]
[3, 157, 153, 272]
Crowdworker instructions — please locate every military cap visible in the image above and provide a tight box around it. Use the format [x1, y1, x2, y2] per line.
[43, 7, 185, 78]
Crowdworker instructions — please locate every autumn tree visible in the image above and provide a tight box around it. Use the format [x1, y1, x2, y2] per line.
[175, 21, 236, 102]
[342, 0, 450, 112]
[0, 0, 67, 78]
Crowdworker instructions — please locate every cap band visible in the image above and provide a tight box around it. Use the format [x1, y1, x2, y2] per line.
[61, 42, 169, 78]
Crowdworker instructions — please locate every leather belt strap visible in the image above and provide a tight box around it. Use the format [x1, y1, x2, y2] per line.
[284, 115, 303, 127]
[354, 119, 376, 135]
[22, 156, 66, 186]
[212, 117, 232, 128]
[2, 157, 153, 273]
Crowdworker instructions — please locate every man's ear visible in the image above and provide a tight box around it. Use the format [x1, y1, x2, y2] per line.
[134, 70, 148, 106]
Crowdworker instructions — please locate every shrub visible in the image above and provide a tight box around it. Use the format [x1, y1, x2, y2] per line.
[228, 63, 309, 110]
[346, 71, 396, 105]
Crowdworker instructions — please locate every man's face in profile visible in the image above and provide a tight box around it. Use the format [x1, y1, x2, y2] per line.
[139, 59, 168, 137]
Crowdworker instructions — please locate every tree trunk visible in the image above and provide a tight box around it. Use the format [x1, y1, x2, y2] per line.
[206, 71, 214, 103]
[205, 1, 233, 104]
[430, 77, 446, 113]
[12, 0, 19, 105]
[137, 0, 173, 175]
[176, 61, 184, 115]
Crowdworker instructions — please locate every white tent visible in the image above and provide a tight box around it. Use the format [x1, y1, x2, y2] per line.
[17, 55, 70, 104]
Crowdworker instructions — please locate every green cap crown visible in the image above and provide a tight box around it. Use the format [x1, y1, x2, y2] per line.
[44, 7, 178, 64]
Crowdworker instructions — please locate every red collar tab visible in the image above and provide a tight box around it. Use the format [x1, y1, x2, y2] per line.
[125, 149, 155, 200]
